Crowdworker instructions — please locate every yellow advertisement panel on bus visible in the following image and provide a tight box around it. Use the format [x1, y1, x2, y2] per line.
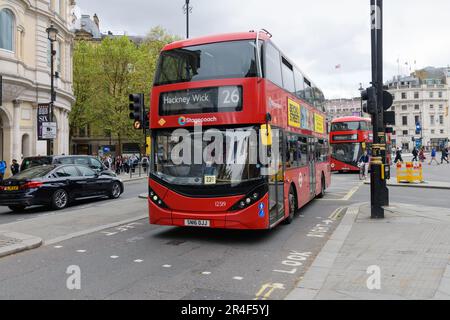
[288, 98, 301, 128]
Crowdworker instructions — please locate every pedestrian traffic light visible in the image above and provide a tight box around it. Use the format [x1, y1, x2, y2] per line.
[361, 86, 377, 115]
[415, 122, 421, 135]
[129, 93, 144, 130]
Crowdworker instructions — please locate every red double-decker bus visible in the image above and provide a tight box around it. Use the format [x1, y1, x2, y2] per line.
[330, 116, 373, 172]
[148, 31, 330, 229]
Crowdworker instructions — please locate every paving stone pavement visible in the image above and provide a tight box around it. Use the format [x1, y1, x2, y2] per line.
[286, 202, 450, 300]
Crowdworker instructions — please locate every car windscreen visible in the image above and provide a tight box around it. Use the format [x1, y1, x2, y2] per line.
[12, 166, 56, 180]
[20, 157, 53, 171]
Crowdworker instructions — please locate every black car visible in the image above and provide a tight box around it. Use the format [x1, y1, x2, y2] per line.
[20, 155, 116, 177]
[0, 164, 124, 212]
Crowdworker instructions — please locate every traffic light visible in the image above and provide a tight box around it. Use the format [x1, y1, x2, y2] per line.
[415, 122, 422, 135]
[129, 93, 144, 130]
[361, 86, 377, 115]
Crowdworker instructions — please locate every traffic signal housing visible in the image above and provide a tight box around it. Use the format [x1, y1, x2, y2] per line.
[415, 122, 422, 135]
[129, 93, 144, 130]
[361, 87, 377, 115]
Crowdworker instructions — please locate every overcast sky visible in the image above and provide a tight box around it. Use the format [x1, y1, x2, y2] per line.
[75, 0, 450, 99]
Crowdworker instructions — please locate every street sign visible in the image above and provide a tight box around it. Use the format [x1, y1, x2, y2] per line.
[41, 122, 57, 139]
[415, 138, 422, 148]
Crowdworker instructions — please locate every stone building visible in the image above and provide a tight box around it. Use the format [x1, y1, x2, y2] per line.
[0, 0, 75, 175]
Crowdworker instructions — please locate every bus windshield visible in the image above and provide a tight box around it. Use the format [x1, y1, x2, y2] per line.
[153, 127, 262, 187]
[331, 121, 369, 132]
[154, 40, 258, 86]
[331, 143, 362, 166]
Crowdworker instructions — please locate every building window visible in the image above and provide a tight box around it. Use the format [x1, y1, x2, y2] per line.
[440, 129, 444, 134]
[438, 92, 443, 98]
[430, 115, 434, 125]
[439, 115, 444, 125]
[439, 105, 443, 109]
[402, 116, 408, 126]
[0, 9, 14, 51]
[401, 92, 407, 99]
[402, 105, 407, 111]
[430, 104, 434, 109]
[414, 104, 419, 110]
[415, 115, 420, 124]
[431, 129, 435, 134]
[429, 92, 434, 98]
[391, 106, 395, 111]
[414, 92, 419, 99]
[402, 130, 408, 136]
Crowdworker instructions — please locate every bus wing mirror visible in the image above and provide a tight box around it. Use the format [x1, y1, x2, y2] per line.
[260, 124, 272, 146]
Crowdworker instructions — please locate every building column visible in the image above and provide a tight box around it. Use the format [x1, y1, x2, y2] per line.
[12, 100, 21, 161]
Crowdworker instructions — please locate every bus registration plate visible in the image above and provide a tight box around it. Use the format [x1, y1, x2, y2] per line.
[184, 219, 210, 227]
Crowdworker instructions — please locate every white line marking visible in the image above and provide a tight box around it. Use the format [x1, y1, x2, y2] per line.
[162, 264, 172, 268]
[233, 276, 244, 280]
[76, 250, 86, 253]
[134, 259, 143, 263]
[110, 255, 119, 259]
[201, 271, 211, 275]
[54, 245, 63, 249]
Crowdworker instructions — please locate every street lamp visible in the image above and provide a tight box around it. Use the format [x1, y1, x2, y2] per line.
[183, 0, 193, 39]
[46, 24, 58, 155]
[358, 83, 364, 117]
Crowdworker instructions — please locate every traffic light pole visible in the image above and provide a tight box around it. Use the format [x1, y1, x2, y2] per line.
[369, 0, 387, 218]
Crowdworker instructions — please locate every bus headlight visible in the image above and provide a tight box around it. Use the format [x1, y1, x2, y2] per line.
[148, 187, 169, 209]
[230, 184, 268, 211]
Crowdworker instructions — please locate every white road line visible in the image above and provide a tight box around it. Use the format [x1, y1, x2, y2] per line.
[201, 271, 211, 275]
[233, 276, 244, 280]
[134, 259, 143, 263]
[76, 250, 86, 253]
[162, 264, 172, 268]
[110, 255, 119, 259]
[54, 245, 63, 249]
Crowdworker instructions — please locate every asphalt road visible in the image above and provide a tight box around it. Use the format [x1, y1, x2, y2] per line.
[0, 174, 361, 300]
[0, 180, 147, 225]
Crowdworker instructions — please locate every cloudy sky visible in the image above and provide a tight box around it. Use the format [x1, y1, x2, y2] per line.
[75, 0, 450, 99]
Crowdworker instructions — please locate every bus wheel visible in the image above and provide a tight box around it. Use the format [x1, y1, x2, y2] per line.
[317, 175, 326, 198]
[284, 187, 296, 225]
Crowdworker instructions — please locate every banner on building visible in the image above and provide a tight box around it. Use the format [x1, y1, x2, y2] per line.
[38, 103, 56, 140]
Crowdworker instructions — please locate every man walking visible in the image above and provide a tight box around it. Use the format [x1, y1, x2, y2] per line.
[412, 147, 418, 162]
[394, 147, 403, 164]
[441, 147, 449, 164]
[429, 147, 439, 165]
[10, 159, 20, 175]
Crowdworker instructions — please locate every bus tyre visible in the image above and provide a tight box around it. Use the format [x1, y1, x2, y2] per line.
[284, 188, 296, 225]
[51, 189, 69, 210]
[317, 175, 326, 198]
[8, 205, 26, 212]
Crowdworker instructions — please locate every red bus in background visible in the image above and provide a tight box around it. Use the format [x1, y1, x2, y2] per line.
[330, 116, 373, 172]
[148, 31, 331, 230]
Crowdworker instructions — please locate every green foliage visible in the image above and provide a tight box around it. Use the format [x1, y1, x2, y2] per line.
[71, 26, 180, 153]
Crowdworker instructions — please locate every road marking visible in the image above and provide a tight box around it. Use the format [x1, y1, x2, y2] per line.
[201, 271, 211, 275]
[110, 255, 119, 259]
[233, 276, 244, 280]
[254, 283, 285, 300]
[134, 259, 143, 263]
[76, 250, 86, 253]
[342, 184, 363, 201]
[328, 207, 344, 220]
[162, 264, 172, 268]
[54, 245, 63, 249]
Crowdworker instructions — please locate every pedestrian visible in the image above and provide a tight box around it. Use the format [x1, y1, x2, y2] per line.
[412, 147, 418, 162]
[115, 156, 122, 175]
[0, 160, 6, 181]
[429, 147, 440, 165]
[394, 147, 403, 164]
[10, 159, 20, 175]
[441, 147, 449, 164]
[419, 147, 426, 163]
[358, 150, 370, 179]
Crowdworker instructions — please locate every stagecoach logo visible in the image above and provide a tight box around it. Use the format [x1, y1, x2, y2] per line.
[178, 116, 217, 126]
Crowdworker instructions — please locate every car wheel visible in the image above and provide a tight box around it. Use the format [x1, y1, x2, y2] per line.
[109, 182, 122, 199]
[8, 205, 26, 212]
[52, 189, 69, 210]
[284, 187, 296, 225]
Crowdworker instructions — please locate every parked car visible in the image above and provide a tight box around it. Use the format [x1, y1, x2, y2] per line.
[20, 155, 116, 177]
[0, 164, 124, 212]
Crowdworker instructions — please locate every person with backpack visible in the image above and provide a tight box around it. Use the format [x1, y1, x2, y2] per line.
[412, 147, 419, 162]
